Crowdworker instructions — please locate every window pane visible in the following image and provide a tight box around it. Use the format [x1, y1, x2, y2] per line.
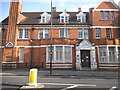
[60, 29, 64, 38]
[96, 28, 100, 38]
[39, 30, 43, 39]
[24, 30, 28, 38]
[117, 28, 120, 38]
[56, 46, 63, 61]
[111, 12, 114, 20]
[100, 11, 104, 20]
[45, 30, 48, 38]
[84, 29, 88, 39]
[106, 28, 111, 38]
[78, 29, 83, 38]
[48, 46, 54, 62]
[19, 48, 24, 62]
[99, 47, 107, 63]
[105, 11, 110, 20]
[109, 47, 115, 62]
[65, 29, 70, 38]
[65, 46, 71, 62]
[118, 47, 120, 62]
[19, 30, 23, 39]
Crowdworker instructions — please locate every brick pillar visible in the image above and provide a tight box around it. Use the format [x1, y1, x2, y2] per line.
[3, 0, 22, 63]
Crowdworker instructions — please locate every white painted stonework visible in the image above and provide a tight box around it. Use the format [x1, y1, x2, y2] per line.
[76, 40, 97, 70]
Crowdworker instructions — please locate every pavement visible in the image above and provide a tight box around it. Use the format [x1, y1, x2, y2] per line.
[0, 68, 119, 78]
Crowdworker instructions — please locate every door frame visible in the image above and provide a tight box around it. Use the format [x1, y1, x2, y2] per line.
[76, 40, 97, 70]
[80, 50, 91, 68]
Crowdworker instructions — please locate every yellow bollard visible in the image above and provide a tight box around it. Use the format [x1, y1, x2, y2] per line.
[29, 68, 38, 87]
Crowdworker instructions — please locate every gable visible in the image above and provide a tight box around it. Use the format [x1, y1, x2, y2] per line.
[6, 42, 14, 48]
[96, 1, 118, 9]
[78, 40, 92, 49]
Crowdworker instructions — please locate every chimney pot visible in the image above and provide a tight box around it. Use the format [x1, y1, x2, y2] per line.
[52, 7, 56, 12]
[78, 8, 81, 12]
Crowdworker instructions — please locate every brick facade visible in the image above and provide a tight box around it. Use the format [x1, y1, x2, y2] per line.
[1, 0, 120, 69]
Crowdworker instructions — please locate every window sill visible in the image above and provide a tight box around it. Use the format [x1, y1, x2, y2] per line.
[17, 39, 29, 41]
[99, 19, 114, 21]
[18, 62, 24, 63]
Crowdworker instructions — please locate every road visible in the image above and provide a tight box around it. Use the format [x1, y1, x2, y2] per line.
[1, 75, 119, 90]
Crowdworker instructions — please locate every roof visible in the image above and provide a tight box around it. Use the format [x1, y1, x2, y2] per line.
[96, 1, 119, 9]
[2, 12, 90, 25]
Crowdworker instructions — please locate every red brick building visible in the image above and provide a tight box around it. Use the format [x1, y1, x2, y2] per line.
[0, 0, 120, 70]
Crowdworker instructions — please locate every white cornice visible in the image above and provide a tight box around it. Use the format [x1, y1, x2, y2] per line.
[93, 9, 119, 11]
[91, 26, 120, 28]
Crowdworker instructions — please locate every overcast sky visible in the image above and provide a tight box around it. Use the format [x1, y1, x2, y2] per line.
[0, 0, 119, 22]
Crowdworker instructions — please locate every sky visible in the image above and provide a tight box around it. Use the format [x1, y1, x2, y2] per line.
[0, 0, 119, 22]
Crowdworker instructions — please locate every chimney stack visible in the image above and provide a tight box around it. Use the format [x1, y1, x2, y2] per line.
[78, 8, 81, 12]
[52, 7, 56, 12]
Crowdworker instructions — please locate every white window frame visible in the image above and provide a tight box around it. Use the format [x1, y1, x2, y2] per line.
[108, 47, 116, 63]
[118, 47, 120, 62]
[78, 28, 88, 39]
[47, 45, 72, 63]
[106, 28, 111, 38]
[105, 11, 110, 20]
[39, 29, 49, 39]
[76, 12, 86, 23]
[60, 12, 69, 23]
[19, 47, 24, 63]
[98, 47, 107, 63]
[41, 12, 51, 23]
[60, 29, 70, 38]
[111, 11, 114, 20]
[19, 29, 28, 39]
[96, 28, 100, 39]
[100, 11, 104, 20]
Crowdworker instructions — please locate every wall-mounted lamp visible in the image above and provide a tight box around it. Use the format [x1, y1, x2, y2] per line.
[75, 43, 79, 46]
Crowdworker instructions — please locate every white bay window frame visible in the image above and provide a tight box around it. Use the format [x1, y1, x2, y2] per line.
[47, 45, 72, 63]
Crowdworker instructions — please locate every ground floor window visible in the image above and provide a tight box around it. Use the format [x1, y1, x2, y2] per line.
[47, 46, 72, 63]
[118, 47, 120, 62]
[19, 48, 24, 62]
[99, 46, 119, 63]
[109, 47, 116, 63]
[99, 47, 107, 63]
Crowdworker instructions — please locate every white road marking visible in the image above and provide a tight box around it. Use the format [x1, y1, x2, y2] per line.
[39, 82, 96, 90]
[60, 85, 79, 90]
[109, 86, 117, 90]
[39, 83, 75, 86]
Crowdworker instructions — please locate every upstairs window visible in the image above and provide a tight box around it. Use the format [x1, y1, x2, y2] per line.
[96, 28, 100, 38]
[76, 12, 86, 23]
[60, 11, 69, 23]
[106, 28, 112, 38]
[105, 11, 110, 20]
[117, 28, 120, 38]
[39, 29, 49, 39]
[100, 11, 104, 20]
[78, 28, 88, 39]
[100, 11, 115, 20]
[41, 12, 51, 23]
[111, 12, 114, 20]
[60, 29, 70, 38]
[19, 29, 28, 39]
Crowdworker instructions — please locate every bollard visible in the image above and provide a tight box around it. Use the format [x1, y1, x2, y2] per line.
[29, 68, 38, 87]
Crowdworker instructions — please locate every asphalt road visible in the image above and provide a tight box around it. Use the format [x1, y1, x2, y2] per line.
[1, 75, 119, 90]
